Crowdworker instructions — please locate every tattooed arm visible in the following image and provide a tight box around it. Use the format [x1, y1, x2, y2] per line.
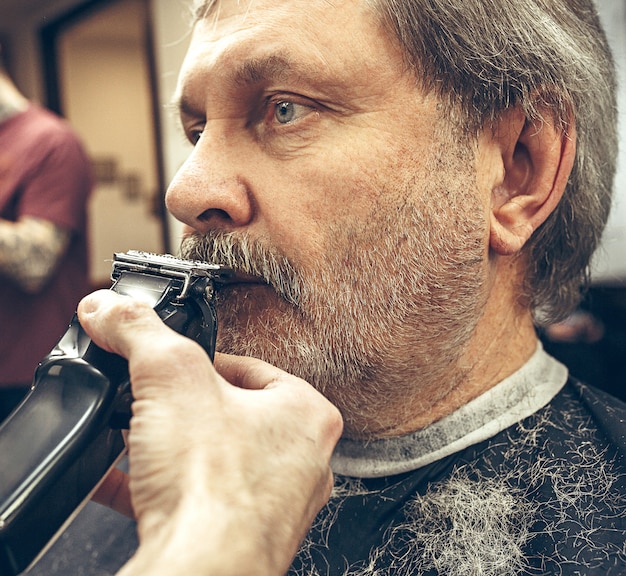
[0, 216, 70, 293]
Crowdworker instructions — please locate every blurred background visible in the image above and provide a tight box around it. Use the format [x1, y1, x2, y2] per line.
[0, 0, 624, 401]
[0, 0, 194, 287]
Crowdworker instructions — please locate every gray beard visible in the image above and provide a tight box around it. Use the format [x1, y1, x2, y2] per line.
[180, 134, 488, 437]
[291, 404, 624, 576]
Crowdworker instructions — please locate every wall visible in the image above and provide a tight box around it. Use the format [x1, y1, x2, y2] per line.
[592, 1, 626, 284]
[0, 0, 83, 102]
[149, 0, 192, 251]
[58, 0, 164, 282]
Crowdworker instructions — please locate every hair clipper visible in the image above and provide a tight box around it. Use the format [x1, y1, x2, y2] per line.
[0, 251, 233, 576]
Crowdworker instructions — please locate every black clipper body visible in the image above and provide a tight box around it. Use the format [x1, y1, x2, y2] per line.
[0, 251, 232, 576]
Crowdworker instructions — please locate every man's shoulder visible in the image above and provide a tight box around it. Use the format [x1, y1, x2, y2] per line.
[293, 378, 626, 576]
[548, 378, 626, 456]
[488, 377, 626, 480]
[11, 106, 91, 179]
[499, 379, 626, 574]
[22, 105, 82, 144]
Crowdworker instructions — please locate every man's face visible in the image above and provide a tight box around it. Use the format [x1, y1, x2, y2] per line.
[167, 0, 491, 437]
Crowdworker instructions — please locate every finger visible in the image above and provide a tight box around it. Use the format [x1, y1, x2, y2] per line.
[79, 290, 222, 403]
[77, 290, 167, 358]
[92, 467, 134, 519]
[215, 353, 344, 456]
[213, 353, 301, 391]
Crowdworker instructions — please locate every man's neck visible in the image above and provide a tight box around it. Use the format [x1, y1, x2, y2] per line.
[398, 315, 537, 436]
[376, 258, 538, 438]
[332, 342, 567, 477]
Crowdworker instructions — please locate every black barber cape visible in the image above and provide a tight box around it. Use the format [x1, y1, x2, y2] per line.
[290, 380, 626, 576]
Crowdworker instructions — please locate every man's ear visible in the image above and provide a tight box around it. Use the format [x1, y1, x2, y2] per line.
[489, 108, 576, 255]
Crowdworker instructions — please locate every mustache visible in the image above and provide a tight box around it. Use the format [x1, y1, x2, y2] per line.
[180, 231, 303, 306]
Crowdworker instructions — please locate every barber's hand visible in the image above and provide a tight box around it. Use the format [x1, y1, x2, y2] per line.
[77, 290, 343, 576]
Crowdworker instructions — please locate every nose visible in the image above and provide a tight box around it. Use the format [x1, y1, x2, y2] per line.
[165, 133, 254, 233]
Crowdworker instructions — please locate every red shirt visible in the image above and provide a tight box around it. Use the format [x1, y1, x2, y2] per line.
[0, 105, 92, 386]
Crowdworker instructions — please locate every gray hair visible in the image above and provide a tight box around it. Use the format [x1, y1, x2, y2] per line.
[191, 0, 618, 325]
[371, 0, 617, 325]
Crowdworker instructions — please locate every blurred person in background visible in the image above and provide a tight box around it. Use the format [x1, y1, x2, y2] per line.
[0, 43, 92, 421]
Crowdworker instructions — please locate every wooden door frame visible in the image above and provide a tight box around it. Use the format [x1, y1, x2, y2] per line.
[39, 0, 170, 253]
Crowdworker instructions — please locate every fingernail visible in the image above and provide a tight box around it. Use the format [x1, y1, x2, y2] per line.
[79, 293, 100, 315]
[79, 290, 115, 315]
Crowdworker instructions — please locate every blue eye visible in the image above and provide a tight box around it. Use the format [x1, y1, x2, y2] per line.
[274, 101, 297, 124]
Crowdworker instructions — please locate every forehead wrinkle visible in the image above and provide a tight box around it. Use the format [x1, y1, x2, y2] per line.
[182, 0, 400, 113]
[195, 0, 262, 28]
[191, 1, 386, 91]
[185, 29, 332, 90]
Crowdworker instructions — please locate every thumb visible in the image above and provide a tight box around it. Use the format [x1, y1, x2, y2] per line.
[77, 289, 224, 401]
[77, 290, 167, 359]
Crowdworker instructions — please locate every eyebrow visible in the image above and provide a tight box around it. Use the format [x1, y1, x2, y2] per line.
[234, 54, 296, 86]
[170, 53, 312, 118]
[168, 95, 199, 120]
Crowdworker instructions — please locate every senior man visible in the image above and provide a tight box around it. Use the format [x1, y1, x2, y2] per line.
[37, 0, 626, 574]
